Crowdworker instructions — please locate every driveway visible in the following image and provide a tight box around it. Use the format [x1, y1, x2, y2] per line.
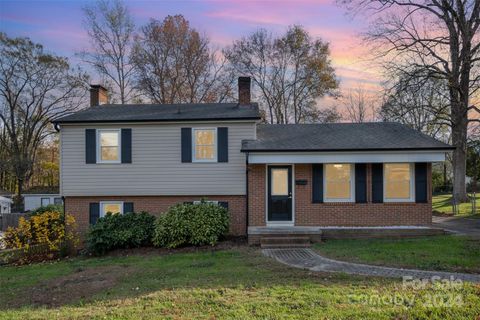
[432, 216, 480, 238]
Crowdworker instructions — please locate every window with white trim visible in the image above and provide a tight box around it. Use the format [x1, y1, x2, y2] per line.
[324, 164, 355, 202]
[193, 128, 217, 162]
[193, 200, 219, 205]
[97, 129, 121, 163]
[384, 163, 414, 202]
[100, 201, 123, 217]
[41, 197, 51, 206]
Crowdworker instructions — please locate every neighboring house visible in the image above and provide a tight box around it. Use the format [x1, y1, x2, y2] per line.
[23, 186, 62, 211]
[53, 78, 453, 243]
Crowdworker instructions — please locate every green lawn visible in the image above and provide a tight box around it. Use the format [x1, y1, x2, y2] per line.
[432, 193, 480, 217]
[314, 236, 480, 273]
[1, 246, 479, 319]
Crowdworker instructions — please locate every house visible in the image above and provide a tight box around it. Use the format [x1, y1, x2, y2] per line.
[23, 186, 62, 211]
[53, 78, 453, 244]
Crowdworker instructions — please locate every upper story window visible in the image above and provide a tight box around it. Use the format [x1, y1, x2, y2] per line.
[100, 201, 123, 217]
[97, 129, 121, 163]
[193, 128, 217, 162]
[324, 163, 354, 202]
[384, 163, 414, 202]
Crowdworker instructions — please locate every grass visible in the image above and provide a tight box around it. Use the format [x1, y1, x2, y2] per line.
[432, 193, 480, 217]
[314, 235, 480, 273]
[1, 246, 479, 319]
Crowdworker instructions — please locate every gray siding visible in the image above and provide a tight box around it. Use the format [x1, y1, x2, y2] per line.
[60, 122, 255, 196]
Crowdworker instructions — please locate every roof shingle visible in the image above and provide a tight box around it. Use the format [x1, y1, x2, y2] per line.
[242, 123, 453, 152]
[53, 103, 261, 124]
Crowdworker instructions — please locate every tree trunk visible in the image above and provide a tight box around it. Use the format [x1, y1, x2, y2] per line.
[451, 111, 469, 203]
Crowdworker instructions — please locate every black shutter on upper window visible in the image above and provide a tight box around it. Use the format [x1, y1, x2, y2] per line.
[123, 202, 134, 213]
[217, 127, 228, 163]
[121, 129, 132, 163]
[89, 203, 100, 224]
[85, 129, 96, 164]
[181, 128, 192, 163]
[355, 163, 367, 203]
[312, 164, 323, 203]
[371, 163, 383, 203]
[415, 162, 428, 203]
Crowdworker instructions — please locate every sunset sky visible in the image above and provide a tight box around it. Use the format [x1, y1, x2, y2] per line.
[0, 0, 383, 101]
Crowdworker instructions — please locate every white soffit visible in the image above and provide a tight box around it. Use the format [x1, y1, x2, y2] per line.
[247, 151, 447, 164]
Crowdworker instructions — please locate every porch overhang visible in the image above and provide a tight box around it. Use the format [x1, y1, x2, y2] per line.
[246, 150, 448, 164]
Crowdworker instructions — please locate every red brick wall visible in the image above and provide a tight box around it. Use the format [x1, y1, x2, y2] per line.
[248, 163, 432, 227]
[65, 195, 246, 236]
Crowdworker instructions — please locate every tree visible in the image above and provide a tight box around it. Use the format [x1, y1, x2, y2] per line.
[80, 0, 135, 103]
[131, 15, 235, 104]
[0, 33, 87, 202]
[380, 72, 451, 140]
[341, 85, 378, 122]
[338, 0, 480, 202]
[224, 26, 339, 124]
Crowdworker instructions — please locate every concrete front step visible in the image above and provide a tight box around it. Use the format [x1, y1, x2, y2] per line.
[261, 243, 312, 249]
[260, 236, 311, 248]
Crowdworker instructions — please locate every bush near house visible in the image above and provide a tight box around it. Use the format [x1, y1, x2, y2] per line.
[2, 211, 78, 255]
[153, 203, 229, 248]
[86, 211, 156, 255]
[28, 204, 63, 217]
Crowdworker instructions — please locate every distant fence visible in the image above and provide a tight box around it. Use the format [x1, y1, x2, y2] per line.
[0, 213, 27, 231]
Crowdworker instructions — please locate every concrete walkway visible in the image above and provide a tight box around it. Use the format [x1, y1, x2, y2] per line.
[432, 215, 480, 238]
[263, 248, 480, 283]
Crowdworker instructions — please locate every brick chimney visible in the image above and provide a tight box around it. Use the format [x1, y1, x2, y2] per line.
[90, 85, 108, 106]
[238, 77, 251, 105]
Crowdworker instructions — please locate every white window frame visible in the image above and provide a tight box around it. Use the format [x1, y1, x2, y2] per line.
[323, 163, 355, 203]
[100, 201, 124, 217]
[383, 163, 415, 203]
[97, 129, 121, 164]
[193, 200, 219, 205]
[192, 127, 217, 163]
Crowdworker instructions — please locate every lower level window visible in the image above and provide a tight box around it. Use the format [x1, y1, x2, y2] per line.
[41, 198, 51, 206]
[100, 201, 123, 217]
[193, 200, 218, 205]
[384, 163, 414, 202]
[324, 164, 354, 202]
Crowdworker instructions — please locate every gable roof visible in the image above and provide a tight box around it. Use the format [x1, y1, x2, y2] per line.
[53, 103, 261, 124]
[242, 123, 453, 152]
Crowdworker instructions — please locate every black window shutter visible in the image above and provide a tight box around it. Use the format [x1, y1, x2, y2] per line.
[85, 129, 96, 164]
[89, 203, 100, 224]
[415, 162, 428, 203]
[312, 164, 323, 203]
[123, 202, 134, 213]
[121, 129, 132, 163]
[355, 163, 367, 203]
[219, 201, 229, 209]
[217, 127, 228, 163]
[181, 128, 192, 163]
[371, 163, 383, 203]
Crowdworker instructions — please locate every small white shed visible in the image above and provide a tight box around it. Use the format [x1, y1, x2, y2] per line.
[0, 196, 12, 214]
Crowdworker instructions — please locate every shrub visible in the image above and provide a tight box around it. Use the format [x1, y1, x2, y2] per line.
[2, 211, 78, 252]
[153, 203, 229, 248]
[86, 211, 156, 255]
[28, 204, 63, 217]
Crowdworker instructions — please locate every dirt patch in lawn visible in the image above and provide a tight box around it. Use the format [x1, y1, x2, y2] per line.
[21, 265, 133, 308]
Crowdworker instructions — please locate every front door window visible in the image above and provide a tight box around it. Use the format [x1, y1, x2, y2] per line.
[268, 166, 293, 222]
